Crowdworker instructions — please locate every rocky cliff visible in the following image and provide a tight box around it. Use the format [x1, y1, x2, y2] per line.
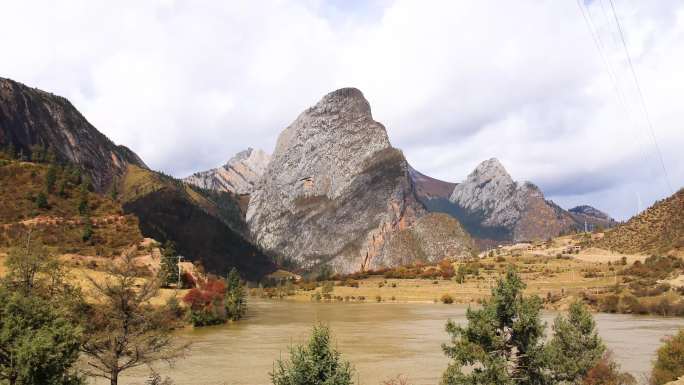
[0, 77, 146, 191]
[184, 147, 270, 195]
[378, 213, 475, 266]
[449, 158, 577, 242]
[246, 88, 429, 273]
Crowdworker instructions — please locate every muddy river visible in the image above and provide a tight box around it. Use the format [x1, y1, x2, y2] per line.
[96, 300, 684, 385]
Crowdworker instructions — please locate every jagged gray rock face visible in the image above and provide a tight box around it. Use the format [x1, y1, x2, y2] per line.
[246, 88, 427, 273]
[449, 158, 577, 242]
[377, 213, 475, 266]
[0, 77, 146, 191]
[450, 158, 528, 229]
[184, 148, 270, 194]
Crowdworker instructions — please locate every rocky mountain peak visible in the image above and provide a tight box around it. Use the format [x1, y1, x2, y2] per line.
[449, 158, 577, 242]
[183, 147, 271, 195]
[227, 147, 270, 176]
[468, 158, 514, 186]
[569, 205, 611, 220]
[307, 87, 372, 119]
[246, 88, 429, 273]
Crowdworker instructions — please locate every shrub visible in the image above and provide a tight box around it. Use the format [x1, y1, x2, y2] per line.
[651, 329, 684, 385]
[271, 324, 354, 385]
[180, 271, 196, 289]
[82, 221, 93, 242]
[439, 260, 455, 279]
[440, 294, 454, 304]
[321, 281, 334, 295]
[583, 351, 635, 385]
[182, 277, 227, 326]
[299, 281, 318, 291]
[35, 191, 49, 209]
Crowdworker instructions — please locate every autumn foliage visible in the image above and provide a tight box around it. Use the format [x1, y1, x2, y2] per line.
[182, 276, 226, 311]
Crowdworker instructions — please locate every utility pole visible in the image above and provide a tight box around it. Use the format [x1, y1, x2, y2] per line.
[177, 255, 184, 288]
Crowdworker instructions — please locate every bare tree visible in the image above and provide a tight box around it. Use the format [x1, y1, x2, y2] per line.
[81, 251, 186, 385]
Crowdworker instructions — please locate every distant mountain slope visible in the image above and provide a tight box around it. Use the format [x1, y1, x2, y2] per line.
[121, 165, 275, 280]
[184, 148, 270, 195]
[408, 166, 456, 200]
[0, 78, 273, 279]
[378, 213, 476, 266]
[569, 205, 617, 230]
[594, 188, 683, 254]
[448, 158, 577, 242]
[0, 77, 146, 191]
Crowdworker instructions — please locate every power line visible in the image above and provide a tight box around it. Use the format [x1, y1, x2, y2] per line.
[575, 0, 654, 178]
[608, 0, 674, 194]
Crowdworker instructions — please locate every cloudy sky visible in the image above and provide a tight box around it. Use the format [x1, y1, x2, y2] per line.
[1, 0, 682, 220]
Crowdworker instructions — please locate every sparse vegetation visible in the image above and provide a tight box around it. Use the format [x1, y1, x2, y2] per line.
[595, 189, 684, 255]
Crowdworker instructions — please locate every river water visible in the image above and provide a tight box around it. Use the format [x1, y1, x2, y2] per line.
[99, 300, 684, 385]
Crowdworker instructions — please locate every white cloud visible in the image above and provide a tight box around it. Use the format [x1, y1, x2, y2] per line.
[0, 0, 682, 220]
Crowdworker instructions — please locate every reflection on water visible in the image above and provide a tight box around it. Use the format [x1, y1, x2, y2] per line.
[95, 300, 684, 385]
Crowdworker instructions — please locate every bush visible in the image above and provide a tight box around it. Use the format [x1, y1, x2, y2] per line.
[35, 191, 49, 209]
[299, 281, 318, 291]
[599, 295, 620, 313]
[583, 351, 635, 385]
[182, 277, 227, 326]
[321, 281, 334, 295]
[651, 329, 684, 385]
[441, 294, 454, 304]
[271, 324, 354, 385]
[439, 260, 455, 279]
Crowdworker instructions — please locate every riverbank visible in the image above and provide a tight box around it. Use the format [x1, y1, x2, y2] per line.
[269, 253, 621, 309]
[88, 300, 684, 385]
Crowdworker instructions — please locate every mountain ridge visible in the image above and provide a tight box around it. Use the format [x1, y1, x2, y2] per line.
[246, 88, 475, 273]
[447, 158, 578, 242]
[0, 77, 146, 191]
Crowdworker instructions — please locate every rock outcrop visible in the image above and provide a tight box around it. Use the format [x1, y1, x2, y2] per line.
[0, 77, 146, 191]
[449, 158, 577, 242]
[246, 88, 429, 273]
[378, 213, 475, 266]
[184, 147, 270, 195]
